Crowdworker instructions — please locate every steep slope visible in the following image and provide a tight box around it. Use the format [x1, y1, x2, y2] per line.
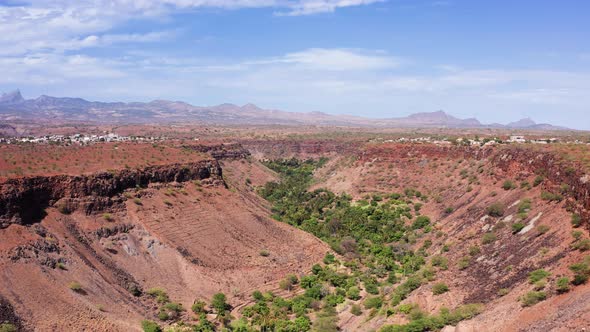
[301, 142, 590, 331]
[0, 148, 328, 331]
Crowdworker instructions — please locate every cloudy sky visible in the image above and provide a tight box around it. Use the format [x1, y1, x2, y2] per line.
[0, 0, 589, 129]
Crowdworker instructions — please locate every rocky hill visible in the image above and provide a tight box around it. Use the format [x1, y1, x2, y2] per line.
[0, 90, 569, 130]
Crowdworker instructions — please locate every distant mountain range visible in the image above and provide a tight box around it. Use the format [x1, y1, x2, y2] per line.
[0, 90, 569, 130]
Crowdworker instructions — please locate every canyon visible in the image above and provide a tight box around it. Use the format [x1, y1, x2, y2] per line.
[0, 137, 589, 331]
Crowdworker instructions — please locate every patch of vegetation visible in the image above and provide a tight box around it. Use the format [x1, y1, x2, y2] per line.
[432, 283, 449, 295]
[364, 296, 383, 309]
[102, 213, 114, 221]
[517, 199, 531, 213]
[458, 256, 471, 270]
[259, 249, 270, 257]
[482, 232, 496, 244]
[487, 203, 504, 217]
[502, 180, 516, 190]
[512, 222, 525, 234]
[0, 323, 17, 332]
[431, 255, 448, 270]
[570, 259, 590, 285]
[497, 288, 510, 296]
[141, 320, 162, 332]
[68, 281, 83, 293]
[528, 269, 550, 284]
[520, 291, 546, 307]
[147, 288, 170, 304]
[380, 304, 483, 332]
[556, 277, 570, 293]
[573, 239, 590, 252]
[540, 191, 563, 202]
[536, 225, 550, 235]
[571, 213, 582, 227]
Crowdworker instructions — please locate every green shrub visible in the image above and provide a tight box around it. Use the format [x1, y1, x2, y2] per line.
[444, 207, 454, 214]
[211, 293, 228, 313]
[141, 321, 161, 332]
[68, 281, 83, 292]
[518, 199, 531, 213]
[512, 222, 525, 234]
[431, 255, 448, 270]
[533, 175, 544, 187]
[536, 225, 550, 235]
[323, 252, 336, 264]
[556, 277, 570, 293]
[146, 288, 169, 304]
[528, 269, 550, 284]
[573, 239, 590, 252]
[520, 291, 546, 307]
[0, 323, 17, 332]
[497, 288, 509, 296]
[259, 249, 270, 257]
[102, 213, 113, 221]
[346, 286, 361, 300]
[572, 230, 583, 241]
[541, 191, 563, 202]
[482, 232, 496, 244]
[487, 203, 504, 217]
[191, 300, 206, 314]
[432, 283, 449, 295]
[502, 180, 516, 190]
[469, 246, 481, 256]
[350, 304, 362, 316]
[157, 310, 169, 321]
[412, 216, 431, 230]
[571, 214, 582, 227]
[364, 296, 383, 309]
[163, 302, 184, 313]
[458, 256, 471, 270]
[570, 262, 590, 285]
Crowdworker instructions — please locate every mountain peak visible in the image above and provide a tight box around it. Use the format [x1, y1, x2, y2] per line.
[0, 89, 24, 104]
[507, 117, 537, 128]
[241, 103, 261, 110]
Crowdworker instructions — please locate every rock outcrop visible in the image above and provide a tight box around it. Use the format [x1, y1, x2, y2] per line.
[0, 160, 223, 228]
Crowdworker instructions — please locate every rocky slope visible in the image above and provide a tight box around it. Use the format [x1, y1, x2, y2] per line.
[301, 142, 590, 331]
[0, 145, 328, 331]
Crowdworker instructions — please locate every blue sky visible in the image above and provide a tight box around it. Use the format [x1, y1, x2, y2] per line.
[0, 0, 589, 129]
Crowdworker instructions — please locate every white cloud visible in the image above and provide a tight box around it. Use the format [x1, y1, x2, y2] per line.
[276, 0, 384, 16]
[247, 48, 402, 71]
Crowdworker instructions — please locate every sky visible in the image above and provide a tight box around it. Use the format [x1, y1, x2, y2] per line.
[0, 0, 589, 129]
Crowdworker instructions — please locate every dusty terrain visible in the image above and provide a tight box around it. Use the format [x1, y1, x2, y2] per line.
[0, 134, 589, 331]
[0, 143, 328, 331]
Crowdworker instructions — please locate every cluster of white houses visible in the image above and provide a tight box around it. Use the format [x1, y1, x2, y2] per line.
[374, 135, 569, 146]
[0, 133, 166, 145]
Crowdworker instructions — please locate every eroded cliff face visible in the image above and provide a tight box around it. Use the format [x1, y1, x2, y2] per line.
[182, 143, 251, 159]
[0, 160, 223, 228]
[241, 139, 362, 159]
